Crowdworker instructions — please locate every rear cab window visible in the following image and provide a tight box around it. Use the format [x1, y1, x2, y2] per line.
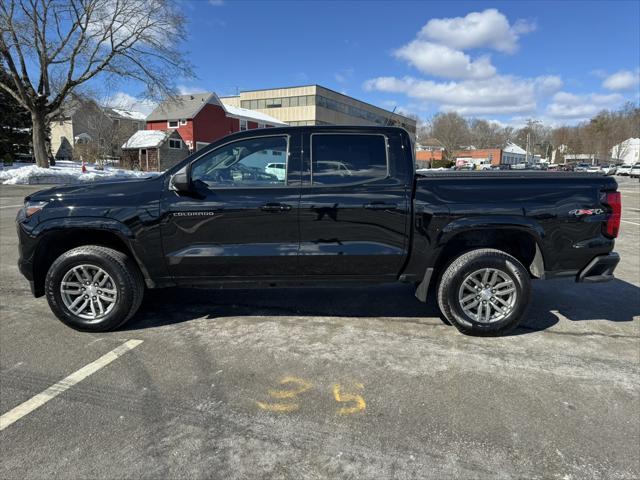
[310, 134, 388, 186]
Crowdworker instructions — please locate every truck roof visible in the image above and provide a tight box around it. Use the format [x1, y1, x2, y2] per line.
[221, 124, 410, 139]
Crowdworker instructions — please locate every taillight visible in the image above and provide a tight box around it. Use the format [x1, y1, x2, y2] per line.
[603, 191, 621, 238]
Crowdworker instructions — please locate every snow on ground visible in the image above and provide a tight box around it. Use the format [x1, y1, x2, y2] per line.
[0, 161, 159, 185]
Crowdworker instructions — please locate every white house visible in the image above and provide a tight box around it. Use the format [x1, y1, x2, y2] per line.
[502, 142, 528, 165]
[611, 138, 640, 165]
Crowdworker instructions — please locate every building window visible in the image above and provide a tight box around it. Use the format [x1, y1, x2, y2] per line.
[169, 139, 182, 149]
[240, 94, 317, 110]
[239, 119, 248, 131]
[168, 120, 179, 128]
[179, 119, 187, 125]
[113, 119, 120, 128]
[266, 98, 282, 108]
[132, 121, 139, 130]
[258, 123, 265, 129]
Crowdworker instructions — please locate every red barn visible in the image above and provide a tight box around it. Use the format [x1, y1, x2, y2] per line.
[145, 92, 286, 151]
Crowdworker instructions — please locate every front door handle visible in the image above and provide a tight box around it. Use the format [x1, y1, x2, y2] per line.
[261, 202, 292, 212]
[364, 202, 398, 210]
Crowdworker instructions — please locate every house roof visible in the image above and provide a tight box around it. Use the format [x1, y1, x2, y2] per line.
[54, 96, 99, 119]
[503, 142, 527, 155]
[146, 92, 217, 121]
[122, 130, 174, 149]
[105, 108, 147, 121]
[221, 103, 286, 125]
[146, 91, 287, 126]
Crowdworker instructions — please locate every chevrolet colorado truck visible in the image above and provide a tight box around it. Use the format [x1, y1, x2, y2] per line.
[16, 126, 621, 335]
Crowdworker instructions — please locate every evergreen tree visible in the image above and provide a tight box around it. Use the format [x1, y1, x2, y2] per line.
[0, 66, 30, 161]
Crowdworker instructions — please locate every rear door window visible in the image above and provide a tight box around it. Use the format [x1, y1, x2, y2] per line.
[311, 134, 387, 186]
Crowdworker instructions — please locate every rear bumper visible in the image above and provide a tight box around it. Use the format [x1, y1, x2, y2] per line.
[576, 253, 620, 283]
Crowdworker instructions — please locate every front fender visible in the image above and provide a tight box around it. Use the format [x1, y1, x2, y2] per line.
[32, 216, 135, 239]
[30, 217, 154, 287]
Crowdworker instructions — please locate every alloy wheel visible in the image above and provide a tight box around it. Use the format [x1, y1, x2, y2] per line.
[457, 268, 517, 323]
[60, 264, 118, 321]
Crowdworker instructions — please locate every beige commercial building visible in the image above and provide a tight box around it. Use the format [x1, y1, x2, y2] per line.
[220, 85, 416, 135]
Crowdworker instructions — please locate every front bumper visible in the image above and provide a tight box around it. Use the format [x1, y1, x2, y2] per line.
[576, 253, 620, 283]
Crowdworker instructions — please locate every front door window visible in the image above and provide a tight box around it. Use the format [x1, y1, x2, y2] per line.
[191, 136, 288, 188]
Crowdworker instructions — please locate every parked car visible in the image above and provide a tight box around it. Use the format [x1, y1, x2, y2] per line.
[16, 126, 621, 336]
[265, 162, 286, 180]
[587, 165, 603, 174]
[601, 164, 617, 176]
[617, 164, 632, 176]
[574, 163, 591, 172]
[631, 163, 640, 178]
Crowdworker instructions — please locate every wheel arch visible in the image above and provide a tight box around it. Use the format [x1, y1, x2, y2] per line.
[435, 224, 545, 280]
[31, 222, 149, 297]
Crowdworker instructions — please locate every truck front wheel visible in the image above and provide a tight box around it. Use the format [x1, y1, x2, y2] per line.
[45, 245, 145, 331]
[437, 248, 532, 336]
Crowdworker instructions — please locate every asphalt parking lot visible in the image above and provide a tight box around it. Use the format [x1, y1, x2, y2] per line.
[1, 177, 638, 479]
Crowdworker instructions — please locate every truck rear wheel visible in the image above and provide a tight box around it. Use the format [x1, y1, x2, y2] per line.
[45, 246, 145, 332]
[437, 248, 531, 336]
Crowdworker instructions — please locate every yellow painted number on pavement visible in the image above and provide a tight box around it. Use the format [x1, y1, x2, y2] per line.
[256, 376, 312, 412]
[333, 383, 366, 415]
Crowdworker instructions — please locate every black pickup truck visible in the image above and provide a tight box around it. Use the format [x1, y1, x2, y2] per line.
[16, 126, 621, 335]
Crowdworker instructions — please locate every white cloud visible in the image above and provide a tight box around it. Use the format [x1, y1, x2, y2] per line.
[334, 68, 355, 84]
[419, 9, 536, 54]
[363, 74, 562, 116]
[177, 85, 207, 95]
[547, 91, 624, 119]
[395, 41, 496, 79]
[105, 92, 157, 115]
[602, 70, 640, 91]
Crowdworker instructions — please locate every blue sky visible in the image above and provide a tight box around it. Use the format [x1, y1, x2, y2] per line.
[110, 0, 640, 127]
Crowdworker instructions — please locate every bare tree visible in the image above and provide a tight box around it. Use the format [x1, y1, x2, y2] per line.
[431, 112, 469, 159]
[468, 119, 509, 149]
[415, 117, 433, 146]
[0, 0, 192, 167]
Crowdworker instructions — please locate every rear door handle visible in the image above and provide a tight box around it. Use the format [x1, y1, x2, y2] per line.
[364, 202, 398, 210]
[261, 202, 292, 212]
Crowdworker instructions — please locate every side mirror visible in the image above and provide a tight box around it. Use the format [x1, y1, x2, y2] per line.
[170, 165, 191, 193]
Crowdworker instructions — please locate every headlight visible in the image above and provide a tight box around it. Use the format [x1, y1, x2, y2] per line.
[24, 201, 48, 217]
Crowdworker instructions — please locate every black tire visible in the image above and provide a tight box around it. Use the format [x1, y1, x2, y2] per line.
[437, 248, 531, 336]
[45, 245, 145, 331]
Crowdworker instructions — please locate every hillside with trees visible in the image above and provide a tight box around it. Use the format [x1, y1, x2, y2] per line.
[418, 103, 639, 163]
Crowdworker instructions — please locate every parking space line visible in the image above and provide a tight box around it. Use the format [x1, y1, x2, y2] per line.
[621, 220, 640, 226]
[0, 204, 24, 209]
[0, 339, 143, 431]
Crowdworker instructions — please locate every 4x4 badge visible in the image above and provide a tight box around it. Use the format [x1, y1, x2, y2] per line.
[569, 208, 604, 216]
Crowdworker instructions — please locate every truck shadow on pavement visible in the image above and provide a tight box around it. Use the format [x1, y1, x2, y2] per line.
[125, 279, 640, 335]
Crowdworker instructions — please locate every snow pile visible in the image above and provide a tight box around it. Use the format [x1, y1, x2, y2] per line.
[0, 161, 158, 185]
[122, 130, 169, 149]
